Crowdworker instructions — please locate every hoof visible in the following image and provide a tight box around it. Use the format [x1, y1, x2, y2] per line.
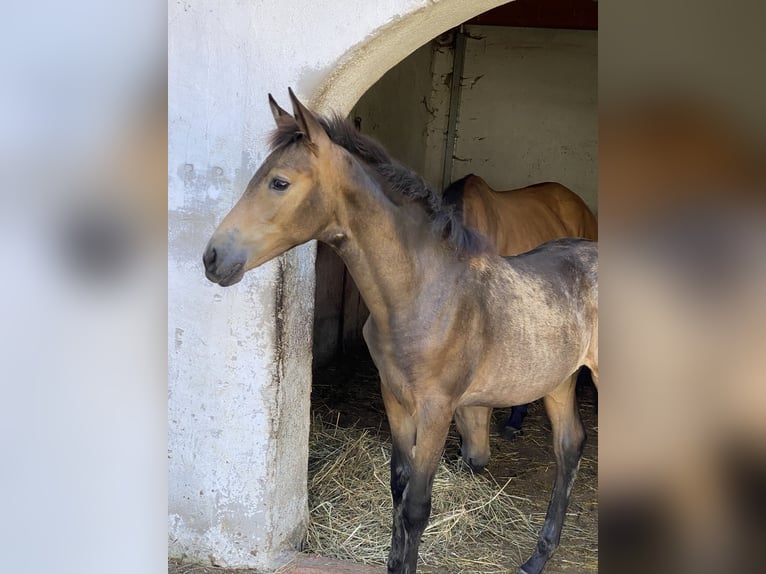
[519, 553, 546, 574]
[501, 426, 524, 441]
[460, 457, 486, 474]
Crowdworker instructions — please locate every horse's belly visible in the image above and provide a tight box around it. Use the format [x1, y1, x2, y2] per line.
[458, 333, 585, 408]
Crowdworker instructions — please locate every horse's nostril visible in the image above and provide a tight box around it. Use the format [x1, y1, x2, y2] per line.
[204, 247, 217, 268]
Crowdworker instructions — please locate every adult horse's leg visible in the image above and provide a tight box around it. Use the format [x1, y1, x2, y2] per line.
[454, 405, 492, 471]
[383, 386, 453, 574]
[501, 403, 530, 440]
[520, 372, 586, 574]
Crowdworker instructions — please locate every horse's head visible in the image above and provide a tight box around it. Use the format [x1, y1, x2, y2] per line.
[203, 89, 341, 286]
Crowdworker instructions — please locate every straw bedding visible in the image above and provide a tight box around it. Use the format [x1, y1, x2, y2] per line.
[304, 357, 598, 573]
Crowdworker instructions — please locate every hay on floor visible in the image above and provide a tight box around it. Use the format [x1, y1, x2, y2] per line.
[305, 409, 544, 574]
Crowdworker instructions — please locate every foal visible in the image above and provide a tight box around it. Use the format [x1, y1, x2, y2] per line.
[444, 174, 598, 467]
[203, 90, 598, 574]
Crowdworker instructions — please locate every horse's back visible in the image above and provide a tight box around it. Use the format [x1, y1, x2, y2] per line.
[507, 237, 598, 302]
[453, 174, 597, 255]
[499, 237, 597, 351]
[518, 182, 598, 241]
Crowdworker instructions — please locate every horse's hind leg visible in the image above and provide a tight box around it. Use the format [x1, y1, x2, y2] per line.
[586, 316, 598, 390]
[454, 405, 492, 471]
[520, 372, 586, 574]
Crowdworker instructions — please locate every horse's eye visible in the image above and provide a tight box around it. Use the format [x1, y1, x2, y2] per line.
[269, 177, 290, 192]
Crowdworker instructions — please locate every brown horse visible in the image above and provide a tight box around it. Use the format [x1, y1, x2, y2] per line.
[444, 174, 597, 470]
[203, 90, 598, 574]
[446, 175, 597, 255]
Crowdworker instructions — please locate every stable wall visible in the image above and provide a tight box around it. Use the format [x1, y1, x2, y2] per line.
[452, 25, 598, 212]
[168, 0, 507, 570]
[346, 25, 598, 211]
[350, 42, 435, 177]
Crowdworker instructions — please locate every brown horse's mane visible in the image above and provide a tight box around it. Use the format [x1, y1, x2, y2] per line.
[442, 174, 472, 216]
[269, 114, 489, 258]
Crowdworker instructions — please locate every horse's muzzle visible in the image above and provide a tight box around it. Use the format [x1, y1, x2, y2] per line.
[203, 242, 247, 286]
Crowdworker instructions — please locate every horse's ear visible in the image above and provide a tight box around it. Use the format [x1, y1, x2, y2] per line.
[288, 87, 328, 146]
[268, 93, 292, 126]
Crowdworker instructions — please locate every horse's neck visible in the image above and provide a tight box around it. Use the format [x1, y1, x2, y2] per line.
[326, 175, 458, 329]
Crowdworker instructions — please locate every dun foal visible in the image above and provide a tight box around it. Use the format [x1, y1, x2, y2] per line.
[203, 90, 598, 574]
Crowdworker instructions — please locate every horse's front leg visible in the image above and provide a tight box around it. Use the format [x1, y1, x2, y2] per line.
[382, 386, 453, 574]
[381, 384, 415, 574]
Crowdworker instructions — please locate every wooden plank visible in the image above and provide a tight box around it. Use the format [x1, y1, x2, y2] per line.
[467, 0, 598, 30]
[341, 269, 369, 353]
[312, 242, 346, 365]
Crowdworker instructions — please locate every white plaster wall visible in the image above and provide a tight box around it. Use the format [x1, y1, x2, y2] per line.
[349, 35, 456, 190]
[351, 42, 434, 176]
[168, 0, 508, 569]
[452, 26, 598, 212]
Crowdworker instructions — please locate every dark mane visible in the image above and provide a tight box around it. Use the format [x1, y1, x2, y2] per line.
[442, 174, 473, 216]
[269, 115, 489, 258]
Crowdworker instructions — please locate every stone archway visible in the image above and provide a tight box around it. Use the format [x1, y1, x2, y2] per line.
[311, 0, 509, 115]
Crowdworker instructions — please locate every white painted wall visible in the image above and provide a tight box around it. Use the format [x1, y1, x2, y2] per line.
[452, 25, 598, 212]
[351, 42, 436, 178]
[350, 35, 457, 190]
[168, 0, 507, 569]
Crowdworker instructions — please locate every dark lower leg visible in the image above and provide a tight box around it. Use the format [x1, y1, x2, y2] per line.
[381, 385, 416, 574]
[389, 402, 452, 574]
[507, 403, 530, 429]
[501, 403, 530, 440]
[521, 378, 585, 574]
[521, 450, 583, 574]
[388, 442, 412, 573]
[400, 475, 433, 571]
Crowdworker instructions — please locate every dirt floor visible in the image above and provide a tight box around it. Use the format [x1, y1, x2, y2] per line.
[170, 350, 598, 574]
